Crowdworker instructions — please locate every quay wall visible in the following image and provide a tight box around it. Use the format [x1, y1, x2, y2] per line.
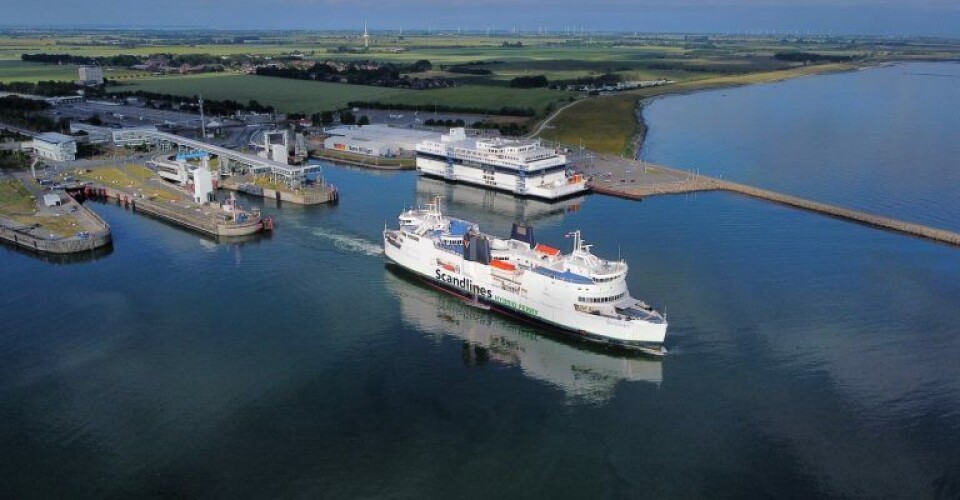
[0, 225, 112, 254]
[221, 181, 338, 205]
[0, 196, 112, 255]
[100, 187, 261, 237]
[310, 152, 415, 171]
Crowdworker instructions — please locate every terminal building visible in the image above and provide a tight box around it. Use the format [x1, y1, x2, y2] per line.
[32, 132, 77, 162]
[323, 124, 439, 157]
[68, 124, 158, 147]
[112, 126, 159, 147]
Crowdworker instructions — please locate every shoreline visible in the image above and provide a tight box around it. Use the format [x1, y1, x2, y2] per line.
[627, 62, 868, 159]
[539, 61, 865, 156]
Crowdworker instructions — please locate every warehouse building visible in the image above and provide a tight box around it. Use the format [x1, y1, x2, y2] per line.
[32, 132, 77, 162]
[323, 125, 439, 157]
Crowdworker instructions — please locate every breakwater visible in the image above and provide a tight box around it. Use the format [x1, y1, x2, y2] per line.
[581, 154, 960, 247]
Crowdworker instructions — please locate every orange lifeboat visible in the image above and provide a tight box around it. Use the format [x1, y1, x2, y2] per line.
[534, 243, 560, 257]
[490, 259, 516, 271]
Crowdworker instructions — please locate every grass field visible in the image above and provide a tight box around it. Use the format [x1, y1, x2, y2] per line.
[539, 63, 859, 155]
[108, 73, 410, 113]
[539, 95, 640, 156]
[369, 85, 575, 115]
[75, 165, 180, 201]
[0, 60, 80, 83]
[0, 178, 83, 237]
[109, 73, 574, 116]
[0, 178, 35, 215]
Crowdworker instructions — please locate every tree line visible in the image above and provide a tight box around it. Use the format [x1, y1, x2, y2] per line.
[0, 96, 65, 133]
[774, 52, 859, 63]
[254, 60, 450, 89]
[0, 80, 80, 97]
[108, 90, 276, 115]
[347, 101, 536, 117]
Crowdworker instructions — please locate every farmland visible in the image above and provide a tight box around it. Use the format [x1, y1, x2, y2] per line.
[3, 30, 959, 146]
[362, 85, 575, 116]
[0, 60, 80, 83]
[107, 73, 411, 113]
[107, 74, 575, 116]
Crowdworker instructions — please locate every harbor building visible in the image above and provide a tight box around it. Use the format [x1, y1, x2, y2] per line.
[324, 125, 439, 157]
[112, 126, 159, 147]
[67, 124, 158, 147]
[77, 65, 104, 85]
[69, 123, 112, 144]
[32, 132, 77, 162]
[415, 128, 587, 200]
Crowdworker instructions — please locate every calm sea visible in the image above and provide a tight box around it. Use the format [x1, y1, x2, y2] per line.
[2, 63, 959, 498]
[642, 61, 960, 232]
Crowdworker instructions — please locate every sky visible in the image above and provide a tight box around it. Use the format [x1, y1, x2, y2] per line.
[2, 0, 959, 37]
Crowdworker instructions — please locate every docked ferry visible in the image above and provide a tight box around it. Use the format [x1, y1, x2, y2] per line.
[383, 198, 668, 353]
[415, 128, 588, 200]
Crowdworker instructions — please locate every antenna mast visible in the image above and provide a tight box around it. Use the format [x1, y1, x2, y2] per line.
[199, 93, 206, 139]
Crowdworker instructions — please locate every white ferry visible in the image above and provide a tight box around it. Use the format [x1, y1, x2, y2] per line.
[415, 128, 588, 200]
[383, 198, 668, 353]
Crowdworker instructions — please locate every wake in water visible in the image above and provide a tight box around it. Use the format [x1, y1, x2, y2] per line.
[311, 227, 383, 256]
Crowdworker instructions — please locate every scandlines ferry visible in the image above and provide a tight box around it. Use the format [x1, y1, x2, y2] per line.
[415, 128, 588, 200]
[383, 197, 668, 354]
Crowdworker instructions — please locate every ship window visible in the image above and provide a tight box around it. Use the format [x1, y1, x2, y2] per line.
[593, 275, 621, 283]
[578, 292, 626, 304]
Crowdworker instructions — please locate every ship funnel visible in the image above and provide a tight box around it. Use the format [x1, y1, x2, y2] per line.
[463, 233, 492, 264]
[510, 222, 536, 248]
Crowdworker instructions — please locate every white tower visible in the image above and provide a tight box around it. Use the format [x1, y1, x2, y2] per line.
[363, 21, 370, 48]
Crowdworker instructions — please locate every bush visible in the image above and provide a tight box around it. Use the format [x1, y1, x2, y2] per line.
[510, 75, 549, 89]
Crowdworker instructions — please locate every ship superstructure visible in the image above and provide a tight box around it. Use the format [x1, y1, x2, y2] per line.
[415, 128, 587, 200]
[383, 197, 667, 352]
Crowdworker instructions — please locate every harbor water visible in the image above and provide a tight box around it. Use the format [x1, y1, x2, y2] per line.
[2, 63, 959, 498]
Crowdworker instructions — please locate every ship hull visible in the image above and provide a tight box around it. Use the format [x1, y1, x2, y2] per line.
[383, 235, 667, 349]
[417, 171, 590, 202]
[416, 156, 588, 200]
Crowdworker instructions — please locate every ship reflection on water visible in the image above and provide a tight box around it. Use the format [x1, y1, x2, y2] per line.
[414, 176, 586, 229]
[385, 269, 662, 403]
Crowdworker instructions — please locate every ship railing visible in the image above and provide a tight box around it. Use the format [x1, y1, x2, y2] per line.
[435, 241, 464, 256]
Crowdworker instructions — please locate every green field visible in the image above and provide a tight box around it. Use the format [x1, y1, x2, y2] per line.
[108, 73, 411, 113]
[540, 95, 640, 156]
[109, 73, 574, 115]
[0, 60, 80, 83]
[367, 85, 575, 115]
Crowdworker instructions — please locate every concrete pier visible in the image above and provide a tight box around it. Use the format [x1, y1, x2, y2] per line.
[98, 187, 263, 238]
[575, 152, 960, 247]
[220, 178, 339, 205]
[0, 193, 112, 254]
